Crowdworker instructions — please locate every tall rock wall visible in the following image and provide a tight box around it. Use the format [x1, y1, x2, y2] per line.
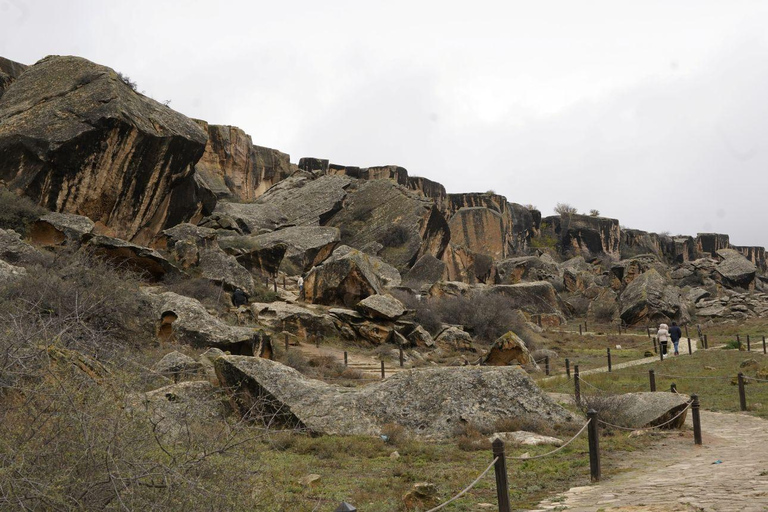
[540, 214, 621, 261]
[0, 55, 213, 244]
[732, 246, 767, 273]
[0, 57, 27, 98]
[193, 121, 291, 201]
[696, 233, 730, 257]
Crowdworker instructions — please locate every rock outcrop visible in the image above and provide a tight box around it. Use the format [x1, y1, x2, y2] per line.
[696, 233, 730, 257]
[252, 226, 340, 274]
[193, 121, 292, 201]
[356, 294, 406, 321]
[254, 172, 351, 226]
[483, 332, 532, 366]
[215, 356, 575, 438]
[715, 249, 756, 290]
[539, 214, 621, 260]
[86, 234, 180, 282]
[619, 268, 687, 325]
[0, 55, 214, 244]
[303, 246, 391, 306]
[597, 392, 690, 429]
[0, 258, 27, 283]
[251, 301, 339, 339]
[29, 212, 94, 247]
[447, 207, 506, 260]
[488, 282, 567, 324]
[0, 228, 41, 264]
[0, 57, 27, 99]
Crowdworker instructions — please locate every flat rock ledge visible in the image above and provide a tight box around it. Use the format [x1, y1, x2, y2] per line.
[215, 356, 575, 439]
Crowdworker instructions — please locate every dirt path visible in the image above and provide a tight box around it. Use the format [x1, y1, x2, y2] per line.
[530, 410, 768, 511]
[291, 342, 406, 378]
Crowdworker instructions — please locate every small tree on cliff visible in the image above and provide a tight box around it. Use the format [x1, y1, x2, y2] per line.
[589, 209, 600, 217]
[554, 202, 577, 216]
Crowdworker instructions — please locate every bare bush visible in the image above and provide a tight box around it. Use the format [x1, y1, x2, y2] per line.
[420, 294, 525, 344]
[554, 202, 578, 216]
[0, 187, 47, 236]
[589, 209, 600, 217]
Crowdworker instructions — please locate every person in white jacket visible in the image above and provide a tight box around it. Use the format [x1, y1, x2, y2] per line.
[657, 323, 670, 356]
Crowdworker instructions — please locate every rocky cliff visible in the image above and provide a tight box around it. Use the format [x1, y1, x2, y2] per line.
[0, 57, 27, 98]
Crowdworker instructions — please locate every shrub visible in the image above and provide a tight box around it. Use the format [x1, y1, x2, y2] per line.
[165, 276, 228, 309]
[554, 202, 577, 216]
[380, 225, 410, 247]
[381, 422, 409, 446]
[591, 301, 617, 323]
[454, 423, 491, 451]
[0, 187, 46, 236]
[422, 293, 526, 344]
[117, 71, 138, 91]
[589, 209, 600, 217]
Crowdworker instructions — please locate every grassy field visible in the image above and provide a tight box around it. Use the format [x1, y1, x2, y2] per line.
[539, 346, 768, 418]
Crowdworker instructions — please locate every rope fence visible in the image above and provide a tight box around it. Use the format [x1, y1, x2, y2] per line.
[424, 457, 500, 512]
[507, 419, 591, 460]
[597, 402, 692, 432]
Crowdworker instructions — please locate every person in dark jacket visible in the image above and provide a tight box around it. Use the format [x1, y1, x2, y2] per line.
[232, 288, 248, 307]
[669, 322, 683, 355]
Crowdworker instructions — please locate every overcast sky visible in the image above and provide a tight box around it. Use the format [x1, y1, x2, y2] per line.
[2, 0, 767, 246]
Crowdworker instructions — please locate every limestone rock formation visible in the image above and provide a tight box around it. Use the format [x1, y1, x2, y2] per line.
[0, 57, 26, 98]
[254, 172, 352, 226]
[619, 268, 687, 325]
[402, 254, 446, 288]
[448, 207, 506, 260]
[435, 326, 475, 352]
[494, 256, 559, 285]
[215, 356, 575, 438]
[193, 121, 291, 201]
[696, 233, 729, 257]
[85, 234, 180, 282]
[715, 249, 756, 289]
[483, 332, 532, 366]
[441, 243, 494, 284]
[216, 235, 287, 275]
[0, 55, 214, 244]
[356, 294, 406, 321]
[303, 246, 387, 306]
[251, 302, 339, 339]
[205, 201, 289, 234]
[29, 212, 94, 247]
[252, 226, 340, 274]
[153, 351, 203, 381]
[407, 325, 435, 348]
[539, 214, 621, 260]
[146, 291, 255, 350]
[155, 223, 217, 269]
[597, 392, 690, 429]
[326, 179, 450, 271]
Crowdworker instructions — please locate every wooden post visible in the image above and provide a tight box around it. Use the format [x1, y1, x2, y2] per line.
[738, 373, 747, 411]
[584, 320, 588, 332]
[565, 358, 571, 379]
[579, 324, 582, 336]
[273, 276, 277, 293]
[747, 334, 751, 352]
[647, 325, 651, 339]
[545, 355, 550, 376]
[315, 333, 320, 348]
[704, 334, 708, 349]
[737, 334, 741, 349]
[381, 361, 385, 380]
[574, 365, 581, 404]
[607, 348, 612, 372]
[659, 344, 664, 362]
[587, 409, 601, 482]
[691, 394, 702, 445]
[618, 322, 622, 335]
[649, 369, 656, 391]
[399, 346, 404, 368]
[687, 338, 692, 355]
[491, 439, 512, 512]
[670, 383, 677, 393]
[763, 335, 766, 355]
[283, 276, 286, 289]
[685, 324, 689, 338]
[344, 351, 348, 367]
[653, 337, 658, 354]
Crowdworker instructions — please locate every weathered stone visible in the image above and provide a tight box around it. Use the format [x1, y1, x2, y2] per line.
[154, 223, 217, 269]
[427, 280, 472, 298]
[326, 179, 450, 271]
[490, 431, 564, 446]
[297, 157, 329, 175]
[251, 302, 339, 339]
[197, 245, 256, 295]
[0, 56, 214, 244]
[487, 282, 566, 322]
[252, 226, 340, 274]
[696, 233, 730, 257]
[686, 287, 711, 303]
[539, 214, 621, 260]
[619, 269, 687, 325]
[153, 351, 203, 381]
[587, 289, 619, 323]
[494, 256, 559, 285]
[29, 212, 94, 247]
[328, 307, 364, 323]
[441, 243, 494, 284]
[303, 246, 386, 306]
[254, 172, 352, 226]
[407, 325, 435, 348]
[715, 249, 756, 289]
[0, 228, 39, 264]
[353, 321, 394, 345]
[356, 294, 406, 321]
[215, 356, 575, 438]
[0, 258, 27, 283]
[206, 201, 289, 234]
[448, 207, 506, 259]
[86, 234, 179, 281]
[610, 254, 666, 289]
[146, 291, 255, 350]
[484, 332, 532, 366]
[199, 347, 226, 385]
[0, 57, 27, 98]
[732, 245, 767, 273]
[193, 121, 292, 201]
[598, 392, 690, 429]
[402, 254, 446, 288]
[435, 326, 475, 352]
[215, 235, 286, 275]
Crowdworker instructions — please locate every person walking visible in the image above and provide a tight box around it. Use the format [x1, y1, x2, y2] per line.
[232, 288, 248, 307]
[657, 323, 670, 356]
[669, 321, 683, 355]
[297, 275, 304, 301]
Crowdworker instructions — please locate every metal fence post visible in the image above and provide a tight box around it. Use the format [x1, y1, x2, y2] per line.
[607, 348, 612, 372]
[491, 439, 512, 512]
[565, 358, 571, 379]
[587, 410, 601, 482]
[738, 373, 747, 411]
[692, 394, 702, 445]
[649, 369, 656, 391]
[574, 365, 581, 404]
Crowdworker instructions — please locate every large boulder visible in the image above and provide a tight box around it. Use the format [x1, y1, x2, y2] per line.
[435, 326, 475, 352]
[0, 228, 40, 264]
[254, 172, 352, 226]
[153, 351, 203, 381]
[251, 301, 339, 339]
[216, 235, 287, 275]
[447, 207, 506, 260]
[196, 244, 256, 295]
[487, 281, 567, 323]
[86, 234, 179, 282]
[441, 243, 494, 284]
[0, 258, 27, 283]
[595, 392, 690, 429]
[483, 332, 532, 366]
[252, 226, 340, 274]
[0, 56, 214, 244]
[303, 246, 387, 306]
[619, 268, 687, 325]
[696, 233, 730, 257]
[146, 291, 255, 350]
[193, 121, 292, 201]
[28, 212, 94, 247]
[715, 249, 756, 289]
[0, 57, 27, 98]
[494, 256, 559, 285]
[325, 179, 450, 271]
[154, 223, 217, 269]
[402, 254, 446, 289]
[356, 294, 406, 321]
[203, 201, 289, 235]
[215, 356, 575, 438]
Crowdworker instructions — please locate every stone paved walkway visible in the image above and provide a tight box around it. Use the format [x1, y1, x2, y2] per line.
[530, 410, 768, 511]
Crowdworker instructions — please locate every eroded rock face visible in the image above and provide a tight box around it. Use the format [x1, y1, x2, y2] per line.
[254, 172, 352, 226]
[732, 245, 767, 273]
[86, 234, 179, 282]
[251, 302, 339, 339]
[0, 258, 27, 283]
[0, 57, 27, 98]
[29, 212, 94, 247]
[145, 291, 254, 350]
[539, 214, 621, 260]
[619, 268, 687, 325]
[402, 254, 446, 288]
[696, 233, 730, 257]
[0, 228, 41, 264]
[252, 226, 340, 274]
[356, 294, 406, 321]
[597, 392, 690, 429]
[441, 243, 494, 284]
[303, 246, 388, 306]
[215, 356, 575, 438]
[448, 207, 506, 260]
[193, 121, 292, 201]
[487, 282, 567, 323]
[494, 256, 559, 285]
[205, 201, 289, 235]
[715, 249, 756, 290]
[0, 55, 213, 244]
[484, 331, 532, 366]
[326, 179, 450, 271]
